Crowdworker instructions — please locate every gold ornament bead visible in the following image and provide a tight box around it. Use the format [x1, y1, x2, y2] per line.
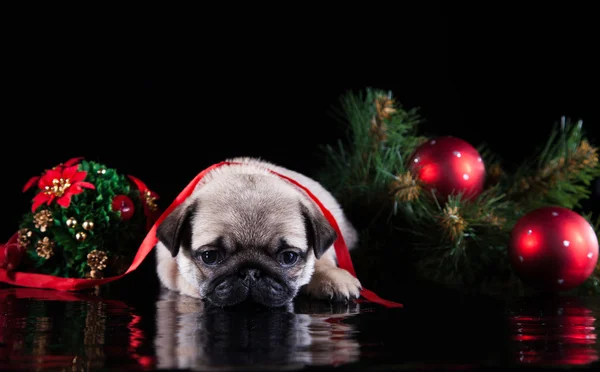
[87, 250, 108, 271]
[97, 168, 106, 175]
[66, 217, 78, 228]
[75, 231, 87, 242]
[82, 220, 94, 231]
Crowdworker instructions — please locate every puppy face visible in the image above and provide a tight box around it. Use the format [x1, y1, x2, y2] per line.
[157, 173, 337, 307]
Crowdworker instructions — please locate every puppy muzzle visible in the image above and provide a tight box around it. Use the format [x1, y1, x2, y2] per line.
[206, 266, 295, 308]
[239, 268, 260, 288]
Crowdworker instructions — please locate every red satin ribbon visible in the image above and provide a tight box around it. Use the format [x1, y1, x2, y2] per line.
[0, 161, 403, 308]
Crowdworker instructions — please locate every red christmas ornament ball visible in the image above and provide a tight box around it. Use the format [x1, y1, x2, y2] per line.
[112, 195, 135, 221]
[408, 136, 486, 200]
[509, 206, 599, 292]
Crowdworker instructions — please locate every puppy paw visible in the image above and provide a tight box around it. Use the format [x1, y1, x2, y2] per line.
[303, 267, 362, 302]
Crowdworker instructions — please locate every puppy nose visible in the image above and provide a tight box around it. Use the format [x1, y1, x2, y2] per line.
[239, 268, 261, 287]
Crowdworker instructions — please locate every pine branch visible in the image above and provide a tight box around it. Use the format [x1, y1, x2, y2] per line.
[507, 117, 600, 210]
[477, 142, 506, 187]
[316, 88, 425, 231]
[318, 89, 599, 298]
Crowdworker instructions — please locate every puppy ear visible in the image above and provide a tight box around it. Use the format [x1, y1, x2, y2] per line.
[300, 202, 338, 259]
[156, 201, 196, 257]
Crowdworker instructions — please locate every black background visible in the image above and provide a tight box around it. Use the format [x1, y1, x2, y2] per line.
[1, 6, 600, 368]
[3, 2, 599, 242]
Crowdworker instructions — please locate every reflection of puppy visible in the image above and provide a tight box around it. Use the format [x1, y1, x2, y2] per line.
[155, 157, 361, 307]
[154, 289, 361, 370]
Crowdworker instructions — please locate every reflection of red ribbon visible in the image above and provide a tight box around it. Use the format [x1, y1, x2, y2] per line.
[128, 314, 155, 369]
[0, 162, 403, 308]
[0, 287, 128, 305]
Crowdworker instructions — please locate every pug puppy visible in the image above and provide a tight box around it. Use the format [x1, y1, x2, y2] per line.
[155, 157, 361, 307]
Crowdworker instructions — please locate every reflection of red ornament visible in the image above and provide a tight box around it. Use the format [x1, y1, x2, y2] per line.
[408, 136, 486, 201]
[112, 195, 135, 221]
[509, 206, 599, 292]
[509, 297, 598, 365]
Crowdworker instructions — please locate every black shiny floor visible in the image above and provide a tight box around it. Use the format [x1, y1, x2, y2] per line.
[2, 280, 600, 371]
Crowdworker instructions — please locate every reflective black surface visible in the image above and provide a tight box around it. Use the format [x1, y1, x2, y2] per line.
[2, 284, 600, 371]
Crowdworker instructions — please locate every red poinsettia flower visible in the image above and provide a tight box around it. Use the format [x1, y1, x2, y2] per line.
[30, 164, 95, 212]
[23, 157, 84, 193]
[128, 175, 160, 229]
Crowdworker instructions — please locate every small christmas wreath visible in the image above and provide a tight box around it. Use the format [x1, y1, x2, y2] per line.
[1, 157, 160, 280]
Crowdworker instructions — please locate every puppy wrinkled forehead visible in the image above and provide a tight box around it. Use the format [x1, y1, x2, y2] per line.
[190, 174, 309, 250]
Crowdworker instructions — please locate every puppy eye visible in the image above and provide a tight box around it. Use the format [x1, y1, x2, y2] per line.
[279, 251, 299, 266]
[199, 250, 219, 265]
